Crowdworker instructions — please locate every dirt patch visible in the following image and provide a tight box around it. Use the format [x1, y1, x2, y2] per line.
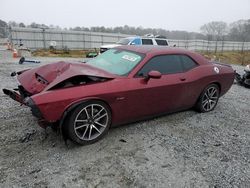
[32, 49, 99, 58]
[201, 51, 250, 66]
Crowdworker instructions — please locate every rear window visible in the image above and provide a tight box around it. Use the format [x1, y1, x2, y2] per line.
[155, 39, 168, 46]
[180, 55, 197, 71]
[142, 39, 153, 45]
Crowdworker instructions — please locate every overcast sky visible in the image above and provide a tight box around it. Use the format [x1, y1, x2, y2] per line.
[0, 0, 249, 32]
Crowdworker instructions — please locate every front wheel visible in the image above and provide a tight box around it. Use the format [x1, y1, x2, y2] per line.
[195, 84, 220, 112]
[64, 100, 111, 145]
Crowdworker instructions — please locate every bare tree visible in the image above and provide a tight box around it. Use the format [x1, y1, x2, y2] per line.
[229, 19, 250, 65]
[0, 19, 8, 38]
[73, 26, 82, 31]
[200, 21, 228, 53]
[229, 19, 250, 42]
[8, 21, 19, 28]
[19, 23, 25, 28]
[200, 21, 227, 39]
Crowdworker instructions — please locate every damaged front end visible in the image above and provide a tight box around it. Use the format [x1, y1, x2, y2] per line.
[3, 85, 47, 128]
[3, 75, 45, 126]
[3, 88, 23, 104]
[3, 61, 115, 129]
[3, 69, 32, 104]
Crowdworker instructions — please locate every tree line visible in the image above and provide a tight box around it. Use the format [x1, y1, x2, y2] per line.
[0, 19, 250, 42]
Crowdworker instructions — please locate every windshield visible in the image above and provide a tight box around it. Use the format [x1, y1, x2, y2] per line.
[87, 49, 144, 76]
[116, 38, 131, 45]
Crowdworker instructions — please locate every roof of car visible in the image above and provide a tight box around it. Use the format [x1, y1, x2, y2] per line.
[115, 45, 208, 65]
[116, 45, 191, 55]
[124, 36, 168, 40]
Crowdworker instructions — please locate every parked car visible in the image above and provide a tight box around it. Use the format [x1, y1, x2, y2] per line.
[100, 36, 169, 53]
[3, 46, 234, 145]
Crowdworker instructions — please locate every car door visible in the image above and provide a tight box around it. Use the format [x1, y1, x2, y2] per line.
[113, 54, 188, 123]
[177, 54, 200, 107]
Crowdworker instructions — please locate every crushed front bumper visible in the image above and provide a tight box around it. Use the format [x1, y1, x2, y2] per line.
[3, 87, 48, 128]
[3, 88, 23, 103]
[2, 87, 43, 119]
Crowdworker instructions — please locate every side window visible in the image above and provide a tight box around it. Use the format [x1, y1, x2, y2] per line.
[137, 55, 183, 76]
[130, 38, 141, 45]
[180, 55, 197, 71]
[155, 39, 168, 46]
[142, 39, 153, 45]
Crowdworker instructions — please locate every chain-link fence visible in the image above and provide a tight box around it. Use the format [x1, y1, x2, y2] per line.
[9, 27, 129, 50]
[2, 27, 250, 52]
[168, 39, 250, 52]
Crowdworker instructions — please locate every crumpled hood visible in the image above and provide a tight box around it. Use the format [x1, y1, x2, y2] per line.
[17, 61, 115, 94]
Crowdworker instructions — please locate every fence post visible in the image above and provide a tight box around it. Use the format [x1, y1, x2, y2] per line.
[42, 28, 46, 49]
[214, 39, 218, 54]
[221, 40, 224, 54]
[61, 32, 64, 49]
[207, 40, 209, 53]
[89, 31, 92, 49]
[185, 40, 188, 49]
[241, 41, 245, 65]
[8, 26, 12, 45]
[83, 32, 85, 50]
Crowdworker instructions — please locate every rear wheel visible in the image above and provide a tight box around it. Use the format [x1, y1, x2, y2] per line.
[196, 84, 220, 112]
[64, 100, 111, 145]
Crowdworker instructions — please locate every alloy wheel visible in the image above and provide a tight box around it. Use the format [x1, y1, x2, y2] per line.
[74, 104, 108, 141]
[201, 86, 219, 111]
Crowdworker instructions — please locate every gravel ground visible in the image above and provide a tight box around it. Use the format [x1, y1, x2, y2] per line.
[0, 55, 249, 188]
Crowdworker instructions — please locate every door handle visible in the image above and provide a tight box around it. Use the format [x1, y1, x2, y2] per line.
[180, 78, 186, 81]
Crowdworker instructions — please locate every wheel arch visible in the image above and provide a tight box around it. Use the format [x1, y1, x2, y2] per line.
[194, 82, 221, 112]
[210, 81, 221, 94]
[59, 97, 112, 138]
[195, 81, 221, 107]
[200, 81, 221, 96]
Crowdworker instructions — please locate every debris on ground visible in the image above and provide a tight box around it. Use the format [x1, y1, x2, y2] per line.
[19, 129, 36, 143]
[119, 139, 127, 143]
[19, 57, 40, 64]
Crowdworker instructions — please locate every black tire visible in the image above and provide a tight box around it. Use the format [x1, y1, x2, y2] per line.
[63, 100, 111, 145]
[195, 84, 220, 113]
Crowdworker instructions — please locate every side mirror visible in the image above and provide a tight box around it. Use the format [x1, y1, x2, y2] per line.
[147, 70, 162, 80]
[130, 42, 136, 45]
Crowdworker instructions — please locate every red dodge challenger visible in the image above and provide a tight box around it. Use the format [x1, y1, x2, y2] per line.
[3, 46, 234, 145]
